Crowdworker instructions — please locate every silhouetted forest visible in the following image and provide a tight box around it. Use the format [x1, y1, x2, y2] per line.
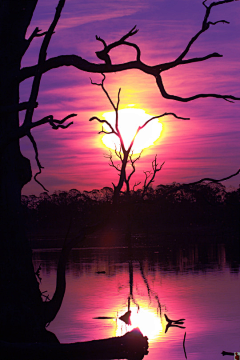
[22, 182, 240, 248]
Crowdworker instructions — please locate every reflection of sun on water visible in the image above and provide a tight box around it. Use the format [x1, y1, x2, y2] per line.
[116, 307, 163, 342]
[101, 108, 162, 154]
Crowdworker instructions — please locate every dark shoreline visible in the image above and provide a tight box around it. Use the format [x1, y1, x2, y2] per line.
[29, 223, 239, 249]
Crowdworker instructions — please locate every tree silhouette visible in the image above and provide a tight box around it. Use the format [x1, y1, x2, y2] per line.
[90, 75, 189, 202]
[0, 0, 239, 351]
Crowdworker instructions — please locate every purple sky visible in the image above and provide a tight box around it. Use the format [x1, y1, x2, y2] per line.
[20, 0, 240, 195]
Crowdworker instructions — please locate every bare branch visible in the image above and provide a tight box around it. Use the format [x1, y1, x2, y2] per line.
[90, 75, 126, 152]
[208, 20, 230, 25]
[91, 76, 187, 200]
[24, 27, 48, 54]
[19, 0, 240, 105]
[174, 0, 235, 64]
[133, 181, 141, 191]
[0, 114, 75, 152]
[95, 26, 141, 64]
[142, 156, 165, 198]
[129, 150, 143, 165]
[89, 116, 116, 135]
[23, 0, 66, 127]
[115, 146, 123, 161]
[96, 35, 107, 48]
[7, 112, 75, 191]
[158, 168, 240, 197]
[21, 113, 76, 136]
[28, 27, 48, 42]
[20, 50, 240, 103]
[90, 74, 118, 112]
[185, 168, 240, 186]
[27, 132, 48, 192]
[138, 112, 190, 132]
[104, 150, 121, 172]
[156, 74, 240, 103]
[180, 52, 223, 65]
[127, 150, 143, 183]
[19, 56, 150, 82]
[125, 112, 189, 153]
[98, 126, 113, 135]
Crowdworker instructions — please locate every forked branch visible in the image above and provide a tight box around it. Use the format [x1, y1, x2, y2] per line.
[0, 114, 75, 152]
[89, 116, 116, 135]
[20, 0, 75, 190]
[24, 114, 74, 191]
[90, 74, 124, 151]
[90, 76, 188, 200]
[95, 26, 141, 64]
[24, 0, 66, 127]
[142, 156, 165, 198]
[20, 0, 240, 104]
[127, 151, 143, 185]
[24, 27, 48, 55]
[104, 150, 121, 172]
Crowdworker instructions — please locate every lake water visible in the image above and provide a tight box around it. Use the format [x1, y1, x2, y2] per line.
[33, 244, 240, 360]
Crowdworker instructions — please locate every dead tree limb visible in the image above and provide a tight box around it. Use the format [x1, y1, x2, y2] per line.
[24, 27, 48, 55]
[185, 168, 240, 186]
[18, 0, 75, 189]
[23, 0, 65, 127]
[95, 25, 141, 64]
[142, 156, 165, 198]
[19, 1, 240, 103]
[104, 150, 121, 172]
[1, 328, 148, 360]
[90, 76, 186, 201]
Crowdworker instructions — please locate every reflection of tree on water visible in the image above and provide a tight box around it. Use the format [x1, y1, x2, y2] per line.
[139, 261, 162, 318]
[120, 211, 187, 358]
[164, 314, 185, 333]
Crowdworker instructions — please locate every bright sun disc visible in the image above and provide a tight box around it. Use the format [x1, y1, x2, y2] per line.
[101, 108, 162, 154]
[116, 307, 163, 342]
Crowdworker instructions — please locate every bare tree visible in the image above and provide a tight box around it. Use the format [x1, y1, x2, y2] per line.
[142, 156, 165, 199]
[19, 1, 240, 103]
[90, 75, 189, 202]
[0, 0, 239, 348]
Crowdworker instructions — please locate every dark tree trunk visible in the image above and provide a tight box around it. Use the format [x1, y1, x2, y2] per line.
[113, 152, 129, 203]
[0, 1, 47, 343]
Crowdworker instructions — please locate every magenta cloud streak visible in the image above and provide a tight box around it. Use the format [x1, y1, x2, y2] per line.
[20, 0, 240, 195]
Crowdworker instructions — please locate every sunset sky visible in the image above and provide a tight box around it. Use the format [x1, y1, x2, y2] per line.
[20, 0, 240, 195]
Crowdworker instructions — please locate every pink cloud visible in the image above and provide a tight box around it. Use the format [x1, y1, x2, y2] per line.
[21, 0, 240, 195]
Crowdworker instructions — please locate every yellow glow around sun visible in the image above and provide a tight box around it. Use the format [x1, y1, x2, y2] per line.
[101, 108, 162, 154]
[116, 307, 163, 342]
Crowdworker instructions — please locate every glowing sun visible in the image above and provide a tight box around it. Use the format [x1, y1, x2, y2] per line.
[101, 108, 162, 154]
[116, 307, 163, 341]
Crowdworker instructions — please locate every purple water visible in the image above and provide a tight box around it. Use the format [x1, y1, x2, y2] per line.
[33, 246, 240, 359]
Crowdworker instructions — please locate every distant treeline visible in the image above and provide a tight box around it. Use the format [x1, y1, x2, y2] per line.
[22, 182, 240, 245]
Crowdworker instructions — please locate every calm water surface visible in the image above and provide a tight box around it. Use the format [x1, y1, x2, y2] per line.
[33, 245, 240, 360]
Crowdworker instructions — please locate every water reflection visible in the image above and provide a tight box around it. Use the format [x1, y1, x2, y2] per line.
[116, 304, 163, 341]
[33, 243, 240, 360]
